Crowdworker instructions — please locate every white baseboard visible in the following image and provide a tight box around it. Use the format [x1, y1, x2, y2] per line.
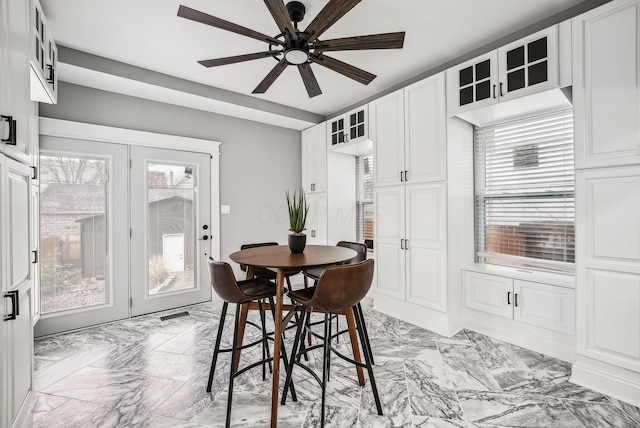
[571, 357, 640, 408]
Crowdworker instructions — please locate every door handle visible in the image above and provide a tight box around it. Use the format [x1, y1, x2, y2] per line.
[3, 290, 19, 321]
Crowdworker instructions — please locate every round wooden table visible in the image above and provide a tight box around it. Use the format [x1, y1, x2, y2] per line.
[229, 244, 357, 427]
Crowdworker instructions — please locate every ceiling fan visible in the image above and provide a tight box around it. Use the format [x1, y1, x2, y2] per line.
[177, 0, 405, 98]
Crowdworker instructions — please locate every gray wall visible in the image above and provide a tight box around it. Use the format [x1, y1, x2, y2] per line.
[39, 82, 301, 269]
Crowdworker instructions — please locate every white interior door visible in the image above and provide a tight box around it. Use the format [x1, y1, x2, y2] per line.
[130, 146, 211, 316]
[35, 137, 129, 337]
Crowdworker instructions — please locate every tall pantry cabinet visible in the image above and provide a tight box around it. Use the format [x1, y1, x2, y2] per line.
[1, 0, 44, 425]
[371, 73, 449, 327]
[571, 0, 640, 405]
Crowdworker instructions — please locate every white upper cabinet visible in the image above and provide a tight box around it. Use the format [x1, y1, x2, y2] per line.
[371, 89, 405, 187]
[405, 74, 447, 183]
[29, 0, 57, 104]
[327, 105, 368, 150]
[573, 0, 640, 169]
[373, 73, 447, 187]
[301, 122, 327, 193]
[447, 25, 560, 117]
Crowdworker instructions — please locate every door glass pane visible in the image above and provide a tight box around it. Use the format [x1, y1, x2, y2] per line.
[147, 162, 196, 295]
[40, 155, 107, 313]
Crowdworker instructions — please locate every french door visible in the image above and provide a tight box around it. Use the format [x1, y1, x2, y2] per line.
[130, 146, 211, 316]
[35, 138, 212, 336]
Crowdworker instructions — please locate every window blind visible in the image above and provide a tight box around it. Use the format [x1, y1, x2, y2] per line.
[356, 155, 374, 249]
[475, 108, 575, 272]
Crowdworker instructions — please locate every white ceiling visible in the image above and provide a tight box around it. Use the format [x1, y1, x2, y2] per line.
[41, 0, 586, 118]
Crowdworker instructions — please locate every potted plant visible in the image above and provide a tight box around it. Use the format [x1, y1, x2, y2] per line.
[286, 189, 309, 253]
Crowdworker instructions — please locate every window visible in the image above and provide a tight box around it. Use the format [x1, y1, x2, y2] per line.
[475, 109, 574, 272]
[356, 154, 374, 249]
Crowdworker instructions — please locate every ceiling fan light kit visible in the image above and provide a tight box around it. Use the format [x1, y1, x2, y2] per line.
[178, 0, 405, 98]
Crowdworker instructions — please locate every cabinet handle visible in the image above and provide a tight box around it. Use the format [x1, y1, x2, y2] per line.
[400, 239, 404, 250]
[311, 183, 315, 191]
[404, 239, 409, 250]
[404, 170, 408, 182]
[493, 84, 497, 99]
[47, 64, 55, 85]
[311, 230, 316, 238]
[514, 293, 518, 307]
[3, 290, 19, 321]
[499, 82, 504, 97]
[507, 291, 511, 305]
[400, 171, 404, 182]
[1, 115, 17, 145]
[31, 166, 38, 180]
[32, 250, 38, 264]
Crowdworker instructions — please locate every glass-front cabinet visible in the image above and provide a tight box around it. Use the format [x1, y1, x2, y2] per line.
[29, 0, 57, 104]
[447, 26, 559, 116]
[327, 105, 368, 149]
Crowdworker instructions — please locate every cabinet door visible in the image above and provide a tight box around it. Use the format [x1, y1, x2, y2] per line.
[327, 116, 346, 147]
[446, 51, 498, 116]
[404, 73, 447, 183]
[45, 32, 57, 101]
[374, 186, 405, 299]
[573, 0, 640, 169]
[463, 271, 513, 318]
[307, 192, 327, 245]
[513, 280, 575, 334]
[498, 26, 559, 102]
[346, 106, 368, 144]
[371, 90, 405, 187]
[31, 185, 40, 323]
[576, 166, 640, 371]
[312, 122, 327, 192]
[405, 183, 447, 311]
[2, 0, 30, 163]
[301, 126, 315, 192]
[2, 156, 33, 428]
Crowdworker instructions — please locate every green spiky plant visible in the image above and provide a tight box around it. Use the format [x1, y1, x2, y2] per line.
[286, 189, 309, 235]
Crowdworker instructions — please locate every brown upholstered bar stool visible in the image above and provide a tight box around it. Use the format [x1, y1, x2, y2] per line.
[207, 260, 296, 428]
[303, 241, 375, 364]
[282, 259, 382, 426]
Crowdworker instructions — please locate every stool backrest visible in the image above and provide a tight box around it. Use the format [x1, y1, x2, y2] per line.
[208, 260, 246, 303]
[239, 242, 278, 272]
[336, 241, 367, 264]
[310, 259, 374, 312]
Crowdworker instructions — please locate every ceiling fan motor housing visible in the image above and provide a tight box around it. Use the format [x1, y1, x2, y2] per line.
[286, 1, 306, 24]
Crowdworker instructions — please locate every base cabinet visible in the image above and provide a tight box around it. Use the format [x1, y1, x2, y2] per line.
[464, 270, 575, 335]
[306, 192, 327, 245]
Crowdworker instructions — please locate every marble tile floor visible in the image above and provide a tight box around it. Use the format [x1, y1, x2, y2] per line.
[32, 302, 640, 428]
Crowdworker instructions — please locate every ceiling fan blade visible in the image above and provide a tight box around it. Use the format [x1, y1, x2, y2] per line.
[253, 58, 289, 94]
[298, 63, 322, 98]
[314, 32, 405, 52]
[311, 55, 376, 85]
[263, 0, 298, 41]
[303, 0, 362, 43]
[198, 51, 280, 67]
[178, 5, 281, 45]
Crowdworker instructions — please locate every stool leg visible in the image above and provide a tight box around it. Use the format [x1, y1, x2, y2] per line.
[268, 298, 298, 402]
[354, 306, 382, 416]
[281, 306, 307, 405]
[355, 303, 375, 365]
[321, 311, 331, 427]
[257, 300, 273, 380]
[226, 303, 242, 428]
[207, 301, 228, 393]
